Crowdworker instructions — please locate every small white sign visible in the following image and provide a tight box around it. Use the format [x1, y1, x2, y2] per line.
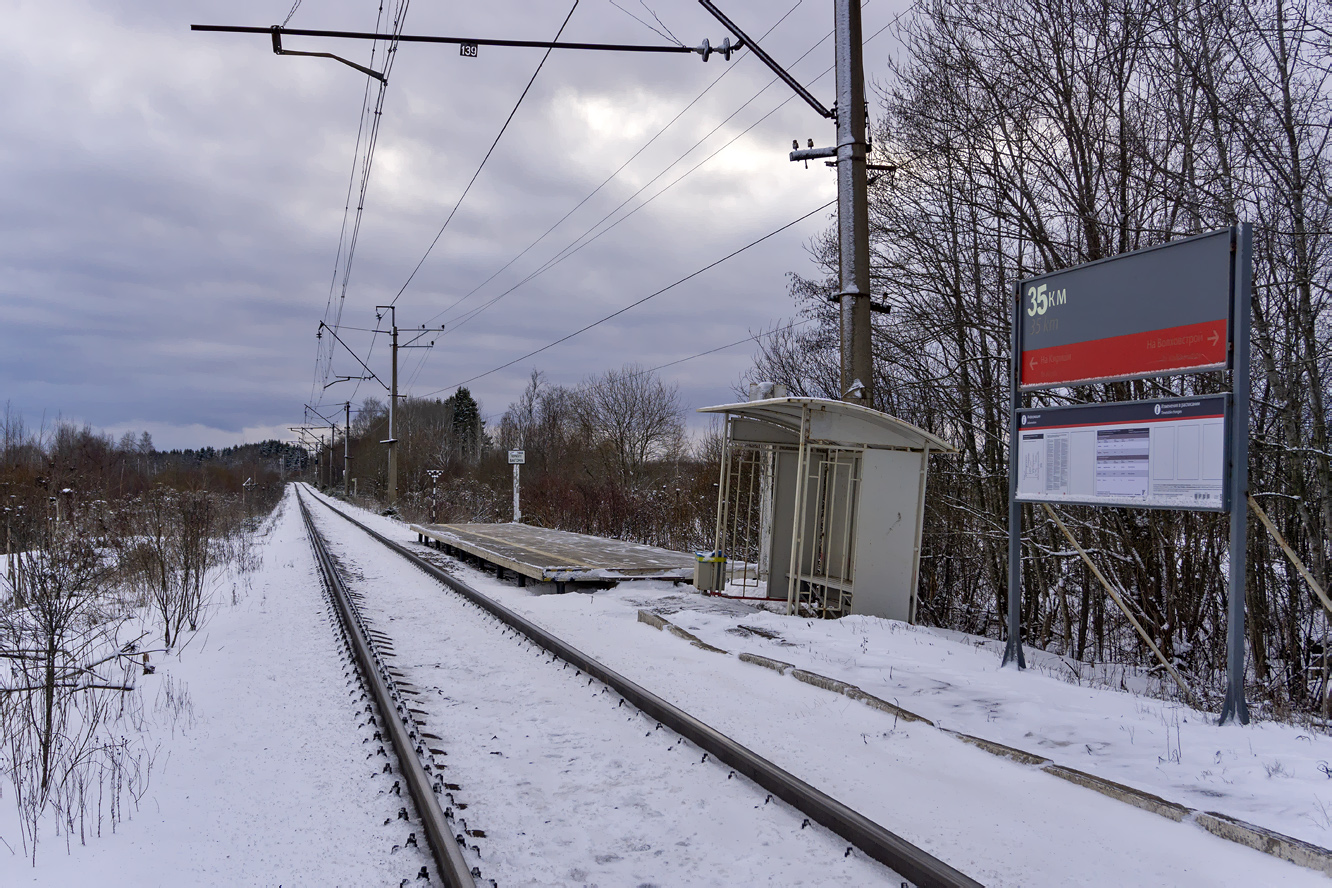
[508, 450, 526, 465]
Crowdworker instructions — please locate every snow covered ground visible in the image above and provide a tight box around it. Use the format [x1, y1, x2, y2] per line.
[3, 490, 433, 885]
[310, 487, 1332, 886]
[7, 482, 1332, 885]
[308, 494, 903, 886]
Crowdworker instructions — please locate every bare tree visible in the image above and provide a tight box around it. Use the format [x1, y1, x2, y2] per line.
[576, 364, 685, 483]
[0, 524, 145, 860]
[497, 371, 582, 472]
[128, 489, 219, 650]
[767, 0, 1332, 713]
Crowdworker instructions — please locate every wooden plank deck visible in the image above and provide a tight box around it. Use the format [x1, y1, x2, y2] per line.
[409, 522, 695, 585]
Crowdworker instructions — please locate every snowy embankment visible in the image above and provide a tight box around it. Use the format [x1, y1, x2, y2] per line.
[4, 487, 431, 885]
[311, 486, 1330, 886]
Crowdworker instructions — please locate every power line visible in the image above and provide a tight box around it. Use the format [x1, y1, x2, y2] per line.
[436, 79, 813, 338]
[638, 318, 813, 376]
[423, 12, 904, 347]
[331, 1, 577, 406]
[421, 197, 835, 396]
[281, 0, 303, 29]
[388, 1, 582, 308]
[312, 0, 411, 398]
[407, 319, 812, 413]
[385, 3, 907, 403]
[432, 20, 832, 336]
[398, 1, 810, 391]
[608, 0, 682, 46]
[415, 1, 805, 335]
[404, 11, 903, 397]
[337, 2, 578, 405]
[311, 5, 389, 401]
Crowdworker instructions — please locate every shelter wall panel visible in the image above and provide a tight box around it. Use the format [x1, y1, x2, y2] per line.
[850, 448, 925, 623]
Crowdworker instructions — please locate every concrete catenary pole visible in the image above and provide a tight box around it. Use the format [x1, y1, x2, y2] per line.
[834, 0, 872, 407]
[375, 305, 401, 506]
[389, 319, 398, 504]
[344, 401, 351, 498]
[703, 0, 873, 405]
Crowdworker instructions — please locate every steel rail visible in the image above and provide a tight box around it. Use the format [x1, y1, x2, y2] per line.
[305, 487, 983, 888]
[296, 489, 477, 888]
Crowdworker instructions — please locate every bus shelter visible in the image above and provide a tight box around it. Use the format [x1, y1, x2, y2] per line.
[697, 397, 954, 622]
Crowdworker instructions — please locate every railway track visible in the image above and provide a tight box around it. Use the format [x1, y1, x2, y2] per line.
[297, 488, 477, 887]
[298, 485, 982, 887]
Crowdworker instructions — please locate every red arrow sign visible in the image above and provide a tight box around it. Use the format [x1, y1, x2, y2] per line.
[1021, 319, 1229, 387]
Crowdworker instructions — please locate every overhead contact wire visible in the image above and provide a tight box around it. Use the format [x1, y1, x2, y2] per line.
[420, 2, 817, 337]
[423, 198, 835, 394]
[388, 1, 582, 308]
[314, 0, 410, 397]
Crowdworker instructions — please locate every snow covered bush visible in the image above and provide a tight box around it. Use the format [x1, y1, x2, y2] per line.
[0, 523, 149, 861]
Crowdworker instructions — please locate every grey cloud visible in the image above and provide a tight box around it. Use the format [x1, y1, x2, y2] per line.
[2, 0, 907, 448]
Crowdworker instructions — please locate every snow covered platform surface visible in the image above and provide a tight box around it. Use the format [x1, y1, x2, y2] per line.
[409, 521, 695, 584]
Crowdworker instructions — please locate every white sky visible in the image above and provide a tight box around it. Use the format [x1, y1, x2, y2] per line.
[0, 0, 912, 449]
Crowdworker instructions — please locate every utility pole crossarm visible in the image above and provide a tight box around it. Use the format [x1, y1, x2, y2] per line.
[191, 24, 736, 59]
[790, 146, 837, 161]
[401, 324, 444, 348]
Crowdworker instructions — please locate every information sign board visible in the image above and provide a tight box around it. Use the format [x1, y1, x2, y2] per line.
[1018, 229, 1233, 389]
[1015, 396, 1228, 511]
[1005, 224, 1252, 724]
[508, 450, 525, 465]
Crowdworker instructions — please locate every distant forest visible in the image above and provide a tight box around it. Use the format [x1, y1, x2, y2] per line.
[1, 405, 297, 550]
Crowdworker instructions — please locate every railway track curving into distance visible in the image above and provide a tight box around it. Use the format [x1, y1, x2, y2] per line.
[297, 484, 982, 888]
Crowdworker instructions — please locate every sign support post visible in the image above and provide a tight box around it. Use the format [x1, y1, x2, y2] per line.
[1004, 281, 1025, 668]
[1221, 224, 1252, 725]
[508, 450, 525, 523]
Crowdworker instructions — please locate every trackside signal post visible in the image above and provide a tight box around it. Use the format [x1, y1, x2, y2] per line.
[1004, 226, 1252, 725]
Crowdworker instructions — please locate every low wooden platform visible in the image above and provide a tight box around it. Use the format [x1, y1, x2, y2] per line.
[409, 522, 695, 587]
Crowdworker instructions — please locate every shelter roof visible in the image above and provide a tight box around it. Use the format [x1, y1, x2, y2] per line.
[697, 397, 956, 453]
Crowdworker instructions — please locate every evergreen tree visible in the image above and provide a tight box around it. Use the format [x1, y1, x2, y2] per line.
[447, 387, 481, 463]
